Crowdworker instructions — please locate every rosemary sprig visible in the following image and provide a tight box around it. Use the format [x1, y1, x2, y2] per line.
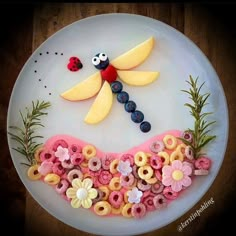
[179, 75, 216, 158]
[8, 100, 51, 166]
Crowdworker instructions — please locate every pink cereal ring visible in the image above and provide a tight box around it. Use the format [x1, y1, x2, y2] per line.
[150, 156, 163, 170]
[155, 169, 162, 182]
[131, 203, 146, 218]
[151, 182, 164, 194]
[109, 191, 123, 208]
[71, 153, 84, 166]
[137, 179, 151, 191]
[194, 169, 209, 175]
[149, 140, 165, 153]
[89, 169, 101, 177]
[88, 156, 102, 171]
[69, 144, 82, 155]
[52, 139, 68, 152]
[67, 169, 83, 183]
[120, 174, 135, 187]
[163, 186, 179, 200]
[39, 150, 56, 162]
[120, 154, 134, 166]
[55, 179, 69, 194]
[61, 159, 74, 169]
[101, 155, 114, 170]
[185, 146, 194, 160]
[52, 162, 65, 176]
[132, 165, 139, 179]
[194, 157, 211, 170]
[142, 195, 155, 211]
[98, 170, 113, 185]
[153, 194, 167, 209]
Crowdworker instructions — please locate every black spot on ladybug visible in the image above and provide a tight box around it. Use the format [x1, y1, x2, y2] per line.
[61, 53, 63, 56]
[39, 79, 41, 81]
[46, 51, 49, 54]
[44, 85, 47, 88]
[34, 60, 37, 63]
[55, 52, 58, 55]
[34, 70, 37, 73]
[49, 92, 51, 95]
[39, 53, 42, 56]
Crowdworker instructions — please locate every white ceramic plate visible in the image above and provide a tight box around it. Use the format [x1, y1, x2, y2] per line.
[7, 13, 228, 235]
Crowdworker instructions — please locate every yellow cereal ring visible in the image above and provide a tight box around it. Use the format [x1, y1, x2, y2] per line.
[44, 173, 60, 185]
[145, 152, 152, 158]
[138, 166, 153, 180]
[80, 159, 88, 168]
[34, 146, 44, 163]
[176, 143, 187, 154]
[98, 186, 110, 200]
[145, 176, 158, 184]
[109, 159, 119, 174]
[134, 151, 148, 167]
[82, 144, 96, 160]
[109, 177, 121, 191]
[170, 150, 184, 163]
[163, 134, 177, 150]
[158, 151, 170, 165]
[93, 201, 111, 216]
[121, 203, 133, 218]
[126, 179, 137, 190]
[124, 191, 129, 203]
[27, 165, 42, 180]
[112, 202, 125, 215]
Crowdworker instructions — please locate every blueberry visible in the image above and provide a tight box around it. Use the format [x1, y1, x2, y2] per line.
[125, 100, 136, 113]
[131, 110, 144, 123]
[117, 91, 129, 103]
[140, 121, 151, 133]
[111, 81, 123, 93]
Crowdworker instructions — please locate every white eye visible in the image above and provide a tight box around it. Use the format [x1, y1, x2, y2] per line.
[92, 56, 100, 66]
[99, 53, 107, 61]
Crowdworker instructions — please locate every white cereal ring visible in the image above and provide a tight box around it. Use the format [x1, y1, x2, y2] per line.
[93, 201, 112, 216]
[27, 165, 42, 180]
[121, 203, 133, 218]
[170, 150, 184, 163]
[44, 173, 60, 185]
[157, 152, 170, 165]
[134, 151, 147, 167]
[138, 166, 153, 180]
[163, 134, 177, 150]
[109, 159, 119, 174]
[82, 144, 96, 160]
[109, 177, 121, 191]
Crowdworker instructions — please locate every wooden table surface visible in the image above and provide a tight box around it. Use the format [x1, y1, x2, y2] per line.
[1, 3, 236, 236]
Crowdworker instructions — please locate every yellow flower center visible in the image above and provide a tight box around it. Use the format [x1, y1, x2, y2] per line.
[172, 170, 184, 181]
[76, 188, 88, 200]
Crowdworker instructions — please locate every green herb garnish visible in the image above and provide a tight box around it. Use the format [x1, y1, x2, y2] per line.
[179, 75, 216, 158]
[8, 100, 51, 166]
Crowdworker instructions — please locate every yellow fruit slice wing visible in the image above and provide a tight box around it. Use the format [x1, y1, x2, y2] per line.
[84, 81, 113, 124]
[117, 70, 160, 86]
[110, 36, 154, 70]
[60, 72, 102, 101]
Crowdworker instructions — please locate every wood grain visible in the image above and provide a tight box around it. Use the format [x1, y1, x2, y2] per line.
[1, 3, 236, 236]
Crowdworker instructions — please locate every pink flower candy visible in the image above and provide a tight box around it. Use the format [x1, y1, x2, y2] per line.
[38, 161, 54, 176]
[55, 146, 70, 162]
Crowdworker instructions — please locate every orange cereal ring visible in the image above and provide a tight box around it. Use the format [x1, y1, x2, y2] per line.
[98, 186, 110, 200]
[176, 143, 187, 155]
[112, 202, 125, 215]
[134, 151, 148, 167]
[109, 177, 121, 191]
[124, 191, 129, 203]
[80, 159, 89, 168]
[82, 144, 96, 160]
[34, 146, 44, 163]
[138, 166, 153, 180]
[44, 173, 60, 185]
[93, 201, 111, 216]
[145, 176, 158, 184]
[170, 150, 184, 163]
[157, 151, 170, 165]
[163, 134, 177, 150]
[27, 165, 42, 180]
[109, 159, 119, 174]
[121, 203, 133, 218]
[83, 173, 92, 180]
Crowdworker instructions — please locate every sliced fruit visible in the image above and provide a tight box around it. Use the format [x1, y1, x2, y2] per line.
[60, 72, 102, 101]
[111, 37, 154, 70]
[117, 70, 159, 86]
[84, 81, 113, 124]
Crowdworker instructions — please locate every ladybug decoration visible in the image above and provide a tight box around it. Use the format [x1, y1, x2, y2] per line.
[67, 57, 83, 72]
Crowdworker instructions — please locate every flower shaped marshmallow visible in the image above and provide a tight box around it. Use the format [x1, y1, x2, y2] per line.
[66, 178, 98, 209]
[162, 160, 192, 192]
[117, 160, 132, 176]
[55, 146, 70, 162]
[127, 187, 143, 203]
[38, 161, 53, 176]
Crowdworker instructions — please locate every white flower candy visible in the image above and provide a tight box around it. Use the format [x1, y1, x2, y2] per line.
[117, 160, 132, 176]
[127, 187, 143, 204]
[55, 146, 70, 162]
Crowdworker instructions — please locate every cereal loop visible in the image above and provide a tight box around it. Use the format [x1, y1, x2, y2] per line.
[176, 143, 187, 154]
[157, 152, 170, 165]
[109, 177, 121, 191]
[134, 151, 147, 167]
[145, 176, 158, 184]
[80, 159, 89, 168]
[124, 191, 129, 203]
[170, 150, 184, 163]
[112, 202, 125, 214]
[27, 165, 42, 180]
[98, 186, 110, 200]
[82, 144, 96, 160]
[34, 146, 44, 163]
[163, 134, 177, 150]
[121, 203, 133, 218]
[93, 201, 111, 216]
[44, 173, 60, 185]
[110, 159, 119, 174]
[138, 166, 153, 180]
